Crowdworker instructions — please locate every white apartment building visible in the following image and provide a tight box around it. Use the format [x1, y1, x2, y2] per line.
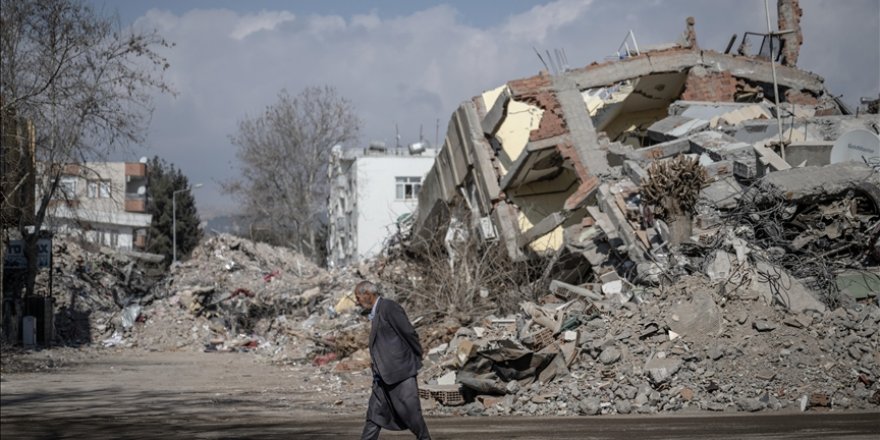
[327, 143, 437, 267]
[44, 160, 151, 250]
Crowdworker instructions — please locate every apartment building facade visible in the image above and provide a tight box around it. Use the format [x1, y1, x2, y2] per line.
[46, 161, 151, 250]
[327, 143, 437, 267]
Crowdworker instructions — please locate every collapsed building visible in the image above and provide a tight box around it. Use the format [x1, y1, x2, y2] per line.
[409, 4, 880, 288]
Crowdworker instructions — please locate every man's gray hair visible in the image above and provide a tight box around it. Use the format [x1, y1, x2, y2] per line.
[355, 280, 380, 296]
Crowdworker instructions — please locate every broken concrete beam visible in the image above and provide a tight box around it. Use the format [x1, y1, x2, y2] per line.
[703, 160, 734, 178]
[687, 131, 738, 158]
[586, 206, 620, 245]
[482, 87, 511, 136]
[458, 102, 501, 212]
[751, 161, 880, 205]
[564, 174, 600, 212]
[553, 77, 610, 176]
[733, 156, 758, 179]
[566, 49, 825, 97]
[563, 221, 612, 266]
[623, 160, 649, 186]
[517, 212, 567, 248]
[753, 143, 792, 174]
[624, 137, 692, 162]
[567, 51, 691, 90]
[647, 115, 709, 143]
[597, 183, 648, 264]
[701, 50, 824, 93]
[549, 279, 602, 301]
[453, 107, 476, 166]
[434, 148, 457, 202]
[442, 114, 473, 205]
[606, 140, 634, 167]
[582, 245, 611, 267]
[491, 201, 529, 262]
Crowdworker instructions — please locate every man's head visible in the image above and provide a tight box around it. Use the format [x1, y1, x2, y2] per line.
[354, 280, 380, 310]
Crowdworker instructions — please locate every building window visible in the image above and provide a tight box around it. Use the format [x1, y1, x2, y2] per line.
[87, 180, 111, 198]
[395, 176, 421, 200]
[57, 176, 77, 199]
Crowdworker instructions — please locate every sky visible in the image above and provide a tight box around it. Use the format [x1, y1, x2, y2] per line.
[91, 0, 880, 218]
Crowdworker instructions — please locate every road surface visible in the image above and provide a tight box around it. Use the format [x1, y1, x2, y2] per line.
[2, 350, 878, 439]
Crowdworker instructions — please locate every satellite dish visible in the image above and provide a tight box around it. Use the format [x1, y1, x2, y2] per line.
[137, 185, 146, 195]
[830, 129, 880, 164]
[139, 156, 148, 163]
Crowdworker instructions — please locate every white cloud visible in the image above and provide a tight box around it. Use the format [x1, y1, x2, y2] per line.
[502, 0, 594, 42]
[230, 10, 295, 40]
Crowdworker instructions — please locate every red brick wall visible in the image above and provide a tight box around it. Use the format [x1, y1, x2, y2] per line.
[784, 88, 818, 106]
[508, 73, 551, 96]
[508, 73, 568, 142]
[523, 92, 567, 141]
[680, 68, 737, 102]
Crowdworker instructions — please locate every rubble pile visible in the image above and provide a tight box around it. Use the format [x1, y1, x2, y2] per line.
[38, 232, 367, 359]
[412, 273, 880, 416]
[35, 238, 164, 345]
[133, 233, 367, 356]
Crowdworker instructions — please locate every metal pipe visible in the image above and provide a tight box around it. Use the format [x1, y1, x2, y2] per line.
[630, 30, 640, 55]
[765, 0, 786, 160]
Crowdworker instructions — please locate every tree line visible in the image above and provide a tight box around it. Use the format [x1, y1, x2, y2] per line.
[3, 0, 361, 283]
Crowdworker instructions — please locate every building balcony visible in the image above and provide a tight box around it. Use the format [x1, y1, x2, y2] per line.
[125, 162, 146, 178]
[124, 196, 146, 212]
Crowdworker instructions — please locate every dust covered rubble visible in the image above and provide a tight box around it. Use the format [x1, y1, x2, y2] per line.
[40, 233, 365, 367]
[31, 212, 880, 416]
[36, 237, 165, 346]
[134, 233, 370, 359]
[392, 159, 880, 415]
[409, 273, 880, 416]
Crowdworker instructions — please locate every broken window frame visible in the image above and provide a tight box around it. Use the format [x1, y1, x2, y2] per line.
[739, 32, 783, 62]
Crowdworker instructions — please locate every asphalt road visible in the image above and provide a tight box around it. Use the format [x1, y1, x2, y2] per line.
[2, 350, 878, 439]
[2, 410, 879, 439]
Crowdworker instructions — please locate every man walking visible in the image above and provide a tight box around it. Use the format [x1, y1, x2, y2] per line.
[355, 281, 431, 440]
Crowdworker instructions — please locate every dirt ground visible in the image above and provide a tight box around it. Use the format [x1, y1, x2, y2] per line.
[2, 349, 879, 440]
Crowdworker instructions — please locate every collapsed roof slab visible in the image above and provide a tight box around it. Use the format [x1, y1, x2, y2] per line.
[566, 49, 825, 96]
[751, 161, 880, 206]
[624, 137, 692, 162]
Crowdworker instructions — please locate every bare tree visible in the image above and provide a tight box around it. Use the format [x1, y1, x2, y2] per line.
[226, 86, 360, 261]
[1, 0, 174, 298]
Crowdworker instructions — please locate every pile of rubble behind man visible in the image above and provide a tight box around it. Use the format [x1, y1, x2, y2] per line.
[31, 6, 880, 416]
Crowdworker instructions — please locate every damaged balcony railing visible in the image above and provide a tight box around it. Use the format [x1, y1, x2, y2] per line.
[615, 30, 640, 60]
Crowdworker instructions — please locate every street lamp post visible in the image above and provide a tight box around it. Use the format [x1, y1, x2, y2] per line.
[173, 183, 203, 264]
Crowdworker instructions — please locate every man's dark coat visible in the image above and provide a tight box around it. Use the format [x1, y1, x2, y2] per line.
[369, 297, 423, 384]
